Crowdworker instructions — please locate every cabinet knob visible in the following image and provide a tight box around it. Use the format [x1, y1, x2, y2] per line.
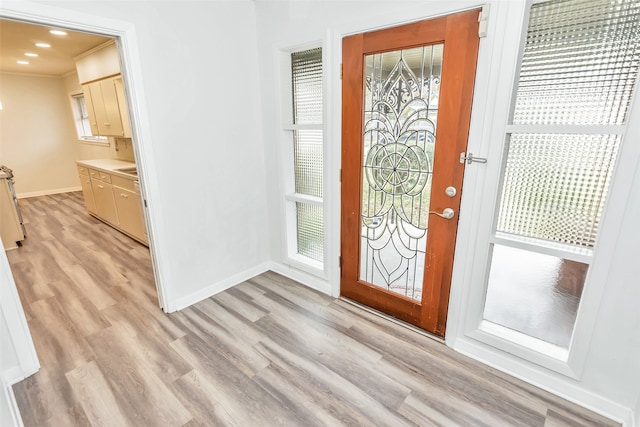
[104, 123, 110, 126]
[97, 185, 104, 189]
[121, 194, 128, 198]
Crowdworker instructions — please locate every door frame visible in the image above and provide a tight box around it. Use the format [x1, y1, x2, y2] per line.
[0, 3, 169, 311]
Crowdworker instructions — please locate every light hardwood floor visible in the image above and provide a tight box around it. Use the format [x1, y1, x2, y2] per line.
[8, 192, 619, 426]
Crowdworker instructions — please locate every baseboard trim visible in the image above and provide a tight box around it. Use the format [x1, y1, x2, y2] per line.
[267, 261, 333, 296]
[2, 369, 26, 427]
[171, 262, 272, 312]
[452, 336, 633, 427]
[170, 261, 333, 312]
[17, 186, 81, 199]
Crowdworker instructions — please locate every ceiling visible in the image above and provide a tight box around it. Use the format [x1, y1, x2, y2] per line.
[0, 19, 113, 77]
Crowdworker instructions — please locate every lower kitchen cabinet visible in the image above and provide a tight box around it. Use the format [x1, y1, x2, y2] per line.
[78, 164, 148, 246]
[78, 166, 97, 214]
[91, 179, 119, 226]
[112, 178, 147, 243]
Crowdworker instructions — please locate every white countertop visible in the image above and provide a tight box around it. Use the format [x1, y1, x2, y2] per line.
[77, 159, 137, 179]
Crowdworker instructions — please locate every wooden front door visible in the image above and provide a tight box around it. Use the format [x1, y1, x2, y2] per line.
[341, 10, 481, 336]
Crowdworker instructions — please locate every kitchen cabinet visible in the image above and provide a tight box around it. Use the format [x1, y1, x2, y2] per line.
[77, 161, 148, 246]
[112, 175, 147, 244]
[77, 166, 97, 215]
[83, 76, 131, 137]
[91, 177, 119, 226]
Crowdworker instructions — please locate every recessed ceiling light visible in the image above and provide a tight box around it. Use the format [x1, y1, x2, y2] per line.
[25, 53, 38, 57]
[49, 30, 67, 36]
[35, 43, 51, 48]
[17, 60, 29, 65]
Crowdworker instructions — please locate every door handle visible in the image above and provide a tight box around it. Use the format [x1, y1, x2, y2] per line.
[429, 208, 455, 219]
[460, 152, 487, 165]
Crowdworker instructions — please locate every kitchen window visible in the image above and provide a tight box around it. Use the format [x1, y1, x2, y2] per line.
[282, 47, 325, 271]
[70, 93, 107, 144]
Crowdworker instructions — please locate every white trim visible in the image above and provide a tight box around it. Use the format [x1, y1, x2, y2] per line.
[505, 124, 626, 135]
[284, 254, 324, 277]
[2, 372, 24, 427]
[453, 336, 633, 426]
[16, 186, 81, 199]
[172, 262, 272, 312]
[0, 239, 40, 381]
[284, 193, 323, 206]
[269, 261, 334, 296]
[283, 124, 323, 131]
[490, 234, 593, 264]
[276, 41, 328, 278]
[1, 368, 25, 389]
[72, 39, 115, 61]
[0, 1, 169, 312]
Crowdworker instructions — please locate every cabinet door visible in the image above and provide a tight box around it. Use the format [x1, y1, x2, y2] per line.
[99, 79, 125, 137]
[91, 179, 119, 226]
[114, 77, 132, 138]
[82, 83, 100, 136]
[87, 81, 109, 135]
[113, 187, 146, 242]
[79, 175, 97, 214]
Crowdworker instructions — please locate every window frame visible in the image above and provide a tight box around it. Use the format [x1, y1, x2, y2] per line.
[278, 42, 327, 277]
[68, 91, 108, 145]
[454, 0, 640, 379]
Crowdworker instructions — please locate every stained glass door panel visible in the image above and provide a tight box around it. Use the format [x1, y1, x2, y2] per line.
[341, 10, 481, 335]
[360, 45, 443, 301]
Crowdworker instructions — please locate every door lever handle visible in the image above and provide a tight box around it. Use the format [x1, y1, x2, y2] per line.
[429, 208, 455, 219]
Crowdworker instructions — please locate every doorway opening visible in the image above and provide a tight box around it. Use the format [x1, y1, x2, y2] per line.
[0, 17, 163, 309]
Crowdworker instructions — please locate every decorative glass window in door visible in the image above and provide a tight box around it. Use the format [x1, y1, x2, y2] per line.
[359, 45, 443, 300]
[483, 0, 640, 349]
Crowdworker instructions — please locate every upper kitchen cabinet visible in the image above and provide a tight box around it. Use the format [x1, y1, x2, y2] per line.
[75, 40, 131, 137]
[84, 77, 131, 137]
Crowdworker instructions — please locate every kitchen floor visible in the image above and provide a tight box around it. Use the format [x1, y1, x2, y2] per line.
[8, 192, 619, 426]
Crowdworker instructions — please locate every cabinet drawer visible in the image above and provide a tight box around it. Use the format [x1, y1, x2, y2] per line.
[98, 171, 112, 183]
[89, 169, 100, 179]
[111, 175, 135, 191]
[78, 165, 89, 176]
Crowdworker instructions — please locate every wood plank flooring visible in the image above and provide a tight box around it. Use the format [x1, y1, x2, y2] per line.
[8, 192, 619, 426]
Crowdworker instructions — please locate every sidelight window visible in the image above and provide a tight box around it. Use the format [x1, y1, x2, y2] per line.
[283, 47, 324, 268]
[482, 0, 640, 350]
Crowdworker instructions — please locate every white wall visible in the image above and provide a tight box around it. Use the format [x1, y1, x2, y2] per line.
[0, 73, 80, 196]
[0, 239, 39, 427]
[5, 0, 271, 308]
[254, 0, 640, 424]
[582, 159, 640, 418]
